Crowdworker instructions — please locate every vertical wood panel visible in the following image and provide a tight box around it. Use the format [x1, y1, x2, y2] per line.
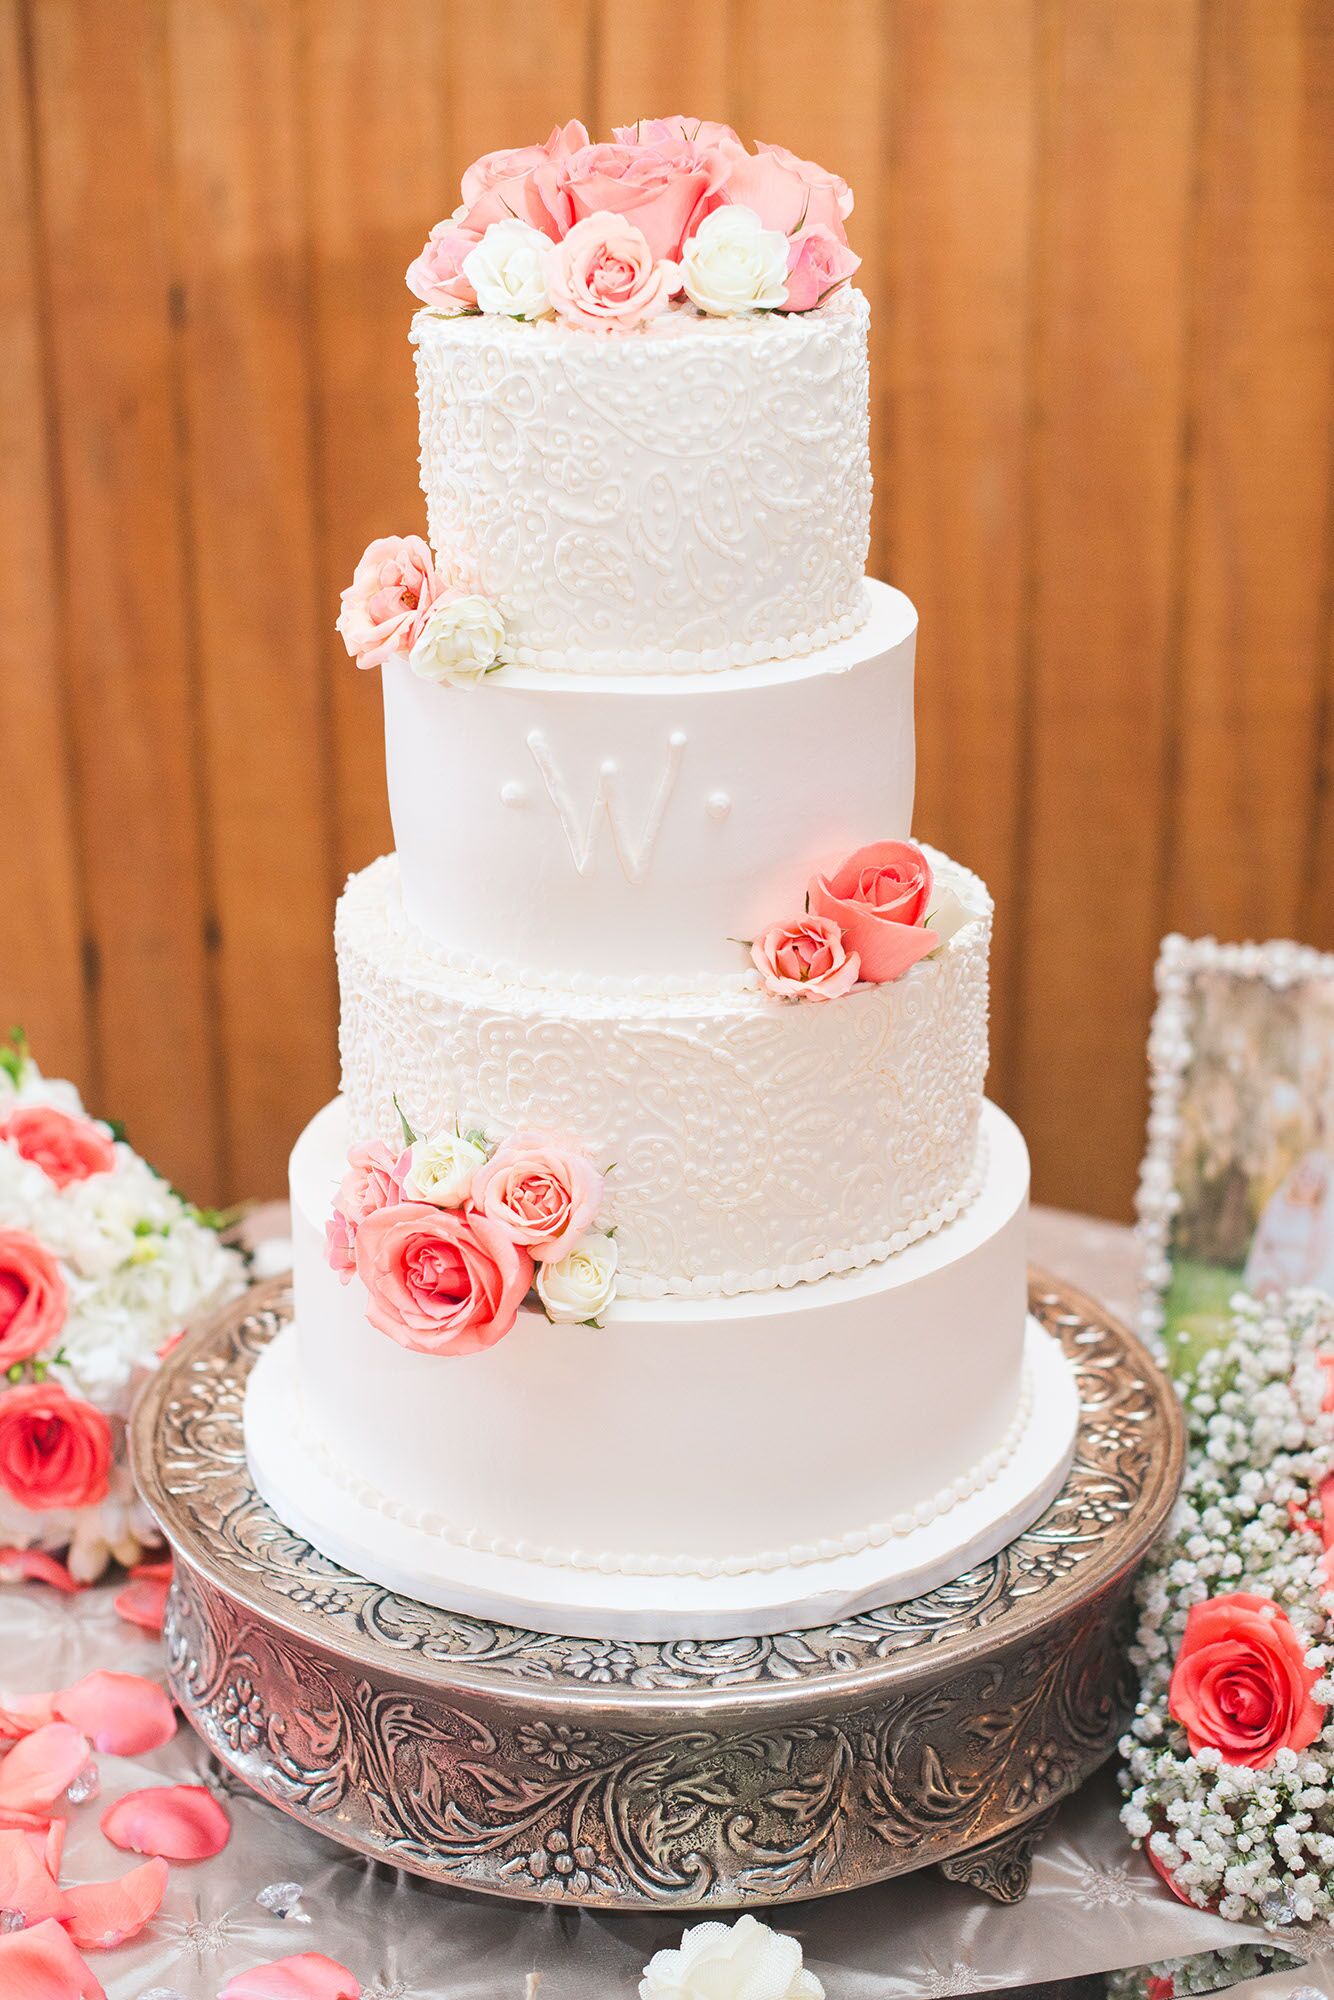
[1013, 0, 1202, 1215]
[1164, 0, 1334, 944]
[27, 0, 219, 1194]
[168, 0, 338, 1194]
[880, 0, 1039, 1115]
[442, 0, 597, 182]
[0, 0, 89, 1088]
[594, 0, 730, 122]
[303, 0, 451, 889]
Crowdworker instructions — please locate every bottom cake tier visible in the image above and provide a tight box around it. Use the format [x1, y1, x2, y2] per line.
[246, 1097, 1079, 1639]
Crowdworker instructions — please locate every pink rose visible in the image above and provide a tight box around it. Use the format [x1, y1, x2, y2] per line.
[0, 1105, 116, 1187]
[324, 1210, 356, 1286]
[612, 117, 745, 159]
[781, 224, 861, 312]
[546, 214, 679, 334]
[458, 119, 589, 239]
[725, 141, 853, 240]
[353, 1202, 533, 1357]
[470, 1134, 604, 1263]
[0, 1383, 112, 1512]
[0, 1230, 67, 1369]
[1168, 1591, 1324, 1768]
[335, 1139, 410, 1229]
[534, 140, 725, 259]
[807, 840, 937, 984]
[335, 536, 440, 671]
[751, 916, 860, 1001]
[406, 220, 478, 309]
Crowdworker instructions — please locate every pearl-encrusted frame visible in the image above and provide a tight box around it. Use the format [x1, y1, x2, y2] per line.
[1135, 931, 1334, 1359]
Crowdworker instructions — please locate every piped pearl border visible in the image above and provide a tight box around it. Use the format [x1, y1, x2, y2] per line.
[293, 1360, 1034, 1582]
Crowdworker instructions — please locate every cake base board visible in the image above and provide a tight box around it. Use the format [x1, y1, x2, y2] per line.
[131, 1272, 1183, 1911]
[243, 1315, 1078, 1641]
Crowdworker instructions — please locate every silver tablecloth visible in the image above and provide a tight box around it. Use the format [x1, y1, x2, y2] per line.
[0, 1210, 1314, 1999]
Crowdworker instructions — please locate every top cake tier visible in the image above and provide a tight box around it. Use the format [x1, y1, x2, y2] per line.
[412, 291, 871, 674]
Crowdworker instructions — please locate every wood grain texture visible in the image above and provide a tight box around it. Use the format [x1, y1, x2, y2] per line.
[2, 0, 1330, 1215]
[0, 0, 89, 1089]
[24, 0, 219, 1190]
[167, 0, 338, 1197]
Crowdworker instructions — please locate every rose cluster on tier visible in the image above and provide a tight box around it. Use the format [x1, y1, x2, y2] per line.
[406, 115, 859, 331]
[0, 1040, 245, 1580]
[325, 1117, 616, 1352]
[1120, 1290, 1334, 1927]
[749, 839, 980, 1001]
[335, 535, 506, 684]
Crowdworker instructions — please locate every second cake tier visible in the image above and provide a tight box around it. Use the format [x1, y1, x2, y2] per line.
[337, 846, 991, 1299]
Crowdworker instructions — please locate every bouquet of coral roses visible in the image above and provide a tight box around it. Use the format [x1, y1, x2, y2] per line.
[0, 1034, 245, 1583]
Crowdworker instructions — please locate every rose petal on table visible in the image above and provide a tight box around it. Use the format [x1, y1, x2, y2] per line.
[1145, 1832, 1198, 1905]
[0, 1726, 92, 1814]
[0, 1692, 60, 1741]
[61, 1856, 169, 1950]
[111, 1575, 170, 1634]
[0, 1551, 84, 1595]
[100, 1784, 229, 1860]
[0, 1827, 69, 1925]
[33, 1818, 66, 1880]
[52, 1674, 176, 1757]
[0, 1917, 105, 1998]
[218, 1953, 361, 2000]
[130, 1557, 173, 1583]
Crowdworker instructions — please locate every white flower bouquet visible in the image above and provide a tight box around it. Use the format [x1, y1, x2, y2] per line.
[1121, 1287, 1334, 1931]
[0, 1033, 246, 1583]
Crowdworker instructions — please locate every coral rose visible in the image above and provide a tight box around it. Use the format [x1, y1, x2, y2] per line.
[1168, 1590, 1324, 1768]
[547, 214, 679, 334]
[781, 224, 861, 312]
[535, 139, 725, 260]
[807, 841, 937, 984]
[751, 917, 860, 1001]
[335, 1138, 410, 1228]
[0, 1229, 68, 1368]
[335, 536, 440, 671]
[0, 1104, 116, 1187]
[324, 1210, 356, 1286]
[353, 1202, 533, 1356]
[613, 117, 746, 158]
[725, 141, 853, 240]
[406, 219, 478, 310]
[470, 1134, 605, 1263]
[0, 1383, 112, 1511]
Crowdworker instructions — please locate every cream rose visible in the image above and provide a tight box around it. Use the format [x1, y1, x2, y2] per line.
[640, 1914, 824, 2000]
[923, 883, 982, 953]
[402, 1131, 488, 1209]
[409, 594, 506, 686]
[680, 206, 788, 316]
[462, 218, 552, 319]
[535, 1232, 618, 1325]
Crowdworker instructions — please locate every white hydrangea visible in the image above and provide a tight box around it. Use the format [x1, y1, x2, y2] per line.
[1120, 1288, 1334, 1931]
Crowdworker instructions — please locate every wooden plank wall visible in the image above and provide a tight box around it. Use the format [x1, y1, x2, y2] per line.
[2, 0, 1331, 1216]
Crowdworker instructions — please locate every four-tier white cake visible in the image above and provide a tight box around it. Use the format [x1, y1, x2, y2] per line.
[244, 116, 1080, 1639]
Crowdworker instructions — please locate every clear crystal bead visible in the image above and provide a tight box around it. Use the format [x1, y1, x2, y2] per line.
[0, 1910, 26, 1933]
[1261, 1888, 1299, 1926]
[65, 1759, 100, 1805]
[256, 1879, 309, 1920]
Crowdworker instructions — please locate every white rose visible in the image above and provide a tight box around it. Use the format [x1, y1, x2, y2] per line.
[402, 1130, 488, 1209]
[409, 595, 506, 687]
[462, 218, 552, 319]
[680, 207, 789, 317]
[924, 883, 983, 953]
[641, 1915, 824, 2000]
[535, 1231, 618, 1326]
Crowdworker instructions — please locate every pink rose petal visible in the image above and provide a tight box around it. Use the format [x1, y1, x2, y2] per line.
[0, 1551, 84, 1595]
[0, 1725, 91, 1815]
[219, 1953, 361, 2000]
[61, 1856, 169, 1951]
[100, 1783, 229, 1860]
[34, 1819, 65, 1880]
[0, 1916, 105, 1998]
[0, 1805, 58, 1833]
[0, 1827, 69, 1925]
[0, 1692, 60, 1741]
[52, 1675, 176, 1757]
[111, 1574, 170, 1635]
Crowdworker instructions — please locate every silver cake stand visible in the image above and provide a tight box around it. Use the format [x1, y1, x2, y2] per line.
[131, 1272, 1182, 1911]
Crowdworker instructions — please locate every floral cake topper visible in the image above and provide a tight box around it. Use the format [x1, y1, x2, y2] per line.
[406, 116, 860, 332]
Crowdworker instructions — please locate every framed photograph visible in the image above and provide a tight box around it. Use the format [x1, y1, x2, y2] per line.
[1137, 932, 1334, 1377]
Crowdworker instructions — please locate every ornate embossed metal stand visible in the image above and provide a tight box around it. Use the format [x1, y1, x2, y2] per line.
[132, 1272, 1182, 1911]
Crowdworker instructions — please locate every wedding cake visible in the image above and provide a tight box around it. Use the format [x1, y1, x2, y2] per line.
[244, 116, 1080, 1640]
